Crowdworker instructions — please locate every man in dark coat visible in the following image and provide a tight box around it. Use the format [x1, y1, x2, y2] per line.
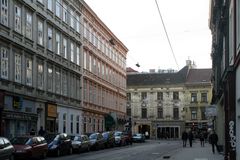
[209, 130, 219, 154]
[188, 130, 194, 147]
[181, 130, 188, 147]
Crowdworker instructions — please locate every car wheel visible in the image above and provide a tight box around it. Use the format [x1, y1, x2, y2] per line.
[9, 155, 14, 160]
[69, 147, 73, 155]
[42, 151, 47, 159]
[57, 149, 60, 157]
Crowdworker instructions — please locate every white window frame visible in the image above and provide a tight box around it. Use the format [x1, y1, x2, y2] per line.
[83, 21, 87, 38]
[56, 32, 60, 55]
[37, 63, 43, 89]
[1, 0, 8, 26]
[62, 2, 67, 23]
[76, 14, 80, 33]
[47, 67, 53, 92]
[15, 53, 21, 83]
[229, 2, 234, 65]
[47, 0, 53, 11]
[55, 69, 61, 94]
[25, 12, 32, 39]
[76, 46, 80, 65]
[83, 51, 87, 69]
[38, 20, 43, 45]
[70, 8, 74, 29]
[26, 58, 32, 86]
[0, 47, 8, 79]
[14, 5, 21, 33]
[55, 0, 61, 18]
[70, 42, 74, 62]
[62, 70, 67, 96]
[63, 37, 67, 58]
[48, 26, 53, 51]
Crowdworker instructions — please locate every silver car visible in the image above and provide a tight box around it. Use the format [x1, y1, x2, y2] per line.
[0, 137, 14, 160]
[71, 135, 91, 153]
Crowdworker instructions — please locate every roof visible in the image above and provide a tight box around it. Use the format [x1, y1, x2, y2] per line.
[127, 66, 189, 86]
[186, 69, 212, 84]
[126, 67, 138, 73]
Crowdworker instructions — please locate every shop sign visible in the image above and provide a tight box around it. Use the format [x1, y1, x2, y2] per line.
[13, 96, 23, 109]
[47, 104, 57, 118]
[229, 121, 236, 151]
[3, 112, 37, 121]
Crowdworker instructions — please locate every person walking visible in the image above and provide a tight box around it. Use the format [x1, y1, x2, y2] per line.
[38, 126, 45, 137]
[188, 130, 194, 147]
[209, 130, 219, 154]
[181, 130, 188, 147]
[199, 131, 205, 147]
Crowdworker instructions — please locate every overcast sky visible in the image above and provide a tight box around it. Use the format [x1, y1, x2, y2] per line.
[85, 0, 212, 72]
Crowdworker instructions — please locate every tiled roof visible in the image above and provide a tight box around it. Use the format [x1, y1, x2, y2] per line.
[126, 67, 138, 73]
[127, 66, 189, 86]
[186, 69, 212, 84]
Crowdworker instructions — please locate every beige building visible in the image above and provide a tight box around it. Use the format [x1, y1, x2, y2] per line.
[81, 2, 128, 133]
[127, 61, 212, 139]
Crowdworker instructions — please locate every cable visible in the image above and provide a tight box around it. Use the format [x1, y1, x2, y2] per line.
[155, 0, 179, 70]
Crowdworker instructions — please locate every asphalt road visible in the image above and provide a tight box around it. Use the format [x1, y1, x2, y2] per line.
[47, 140, 182, 160]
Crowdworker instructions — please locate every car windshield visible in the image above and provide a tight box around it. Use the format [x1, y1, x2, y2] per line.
[73, 136, 81, 141]
[134, 134, 141, 137]
[11, 137, 31, 145]
[114, 132, 122, 136]
[89, 134, 97, 139]
[102, 133, 108, 138]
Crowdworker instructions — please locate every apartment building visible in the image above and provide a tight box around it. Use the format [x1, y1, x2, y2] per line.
[81, 2, 128, 133]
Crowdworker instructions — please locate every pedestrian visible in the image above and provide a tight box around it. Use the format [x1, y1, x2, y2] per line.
[203, 131, 208, 143]
[199, 131, 205, 147]
[38, 126, 45, 136]
[188, 130, 193, 147]
[181, 130, 188, 147]
[30, 129, 35, 135]
[209, 130, 219, 154]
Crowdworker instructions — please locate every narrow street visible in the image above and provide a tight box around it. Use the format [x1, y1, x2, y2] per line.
[48, 140, 182, 160]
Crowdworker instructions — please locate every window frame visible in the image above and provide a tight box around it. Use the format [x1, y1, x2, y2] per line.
[55, 32, 61, 55]
[1, 0, 8, 26]
[37, 19, 43, 45]
[0, 47, 8, 79]
[15, 53, 22, 83]
[47, 26, 53, 51]
[37, 63, 44, 89]
[25, 11, 32, 39]
[14, 4, 21, 33]
[26, 58, 33, 86]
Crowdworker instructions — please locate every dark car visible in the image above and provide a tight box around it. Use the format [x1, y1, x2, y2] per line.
[89, 133, 105, 150]
[11, 136, 48, 159]
[0, 137, 14, 160]
[114, 131, 127, 146]
[71, 135, 91, 153]
[132, 133, 145, 143]
[48, 133, 72, 156]
[102, 131, 115, 148]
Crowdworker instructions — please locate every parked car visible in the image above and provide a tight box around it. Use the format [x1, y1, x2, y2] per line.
[102, 131, 115, 148]
[114, 131, 127, 146]
[122, 131, 132, 145]
[48, 133, 72, 156]
[71, 135, 91, 153]
[132, 133, 145, 143]
[0, 137, 14, 160]
[89, 133, 105, 150]
[11, 135, 48, 159]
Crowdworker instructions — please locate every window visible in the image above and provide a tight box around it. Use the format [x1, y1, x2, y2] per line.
[191, 110, 197, 120]
[191, 93, 197, 102]
[26, 58, 32, 86]
[55, 69, 61, 94]
[229, 2, 234, 65]
[173, 92, 179, 100]
[70, 114, 73, 134]
[15, 53, 21, 83]
[89, 55, 92, 71]
[47, 0, 53, 11]
[37, 63, 43, 89]
[76, 115, 80, 134]
[201, 108, 206, 120]
[173, 108, 179, 119]
[157, 107, 163, 118]
[201, 93, 207, 102]
[63, 113, 66, 133]
[157, 92, 163, 100]
[25, 12, 32, 39]
[62, 70, 67, 96]
[141, 92, 147, 100]
[70, 42, 74, 62]
[56, 32, 60, 55]
[83, 117, 87, 133]
[0, 47, 8, 79]
[55, 0, 61, 18]
[47, 66, 53, 92]
[76, 46, 80, 65]
[15, 5, 21, 33]
[70, 9, 74, 28]
[83, 21, 87, 38]
[127, 93, 131, 101]
[48, 26, 53, 50]
[62, 2, 67, 23]
[142, 108, 147, 118]
[38, 20, 43, 45]
[1, 0, 8, 26]
[63, 37, 67, 58]
[76, 14, 80, 33]
[127, 108, 131, 116]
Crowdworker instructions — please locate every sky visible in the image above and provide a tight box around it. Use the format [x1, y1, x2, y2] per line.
[85, 0, 212, 72]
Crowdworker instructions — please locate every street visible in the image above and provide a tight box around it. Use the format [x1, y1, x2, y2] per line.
[47, 140, 182, 160]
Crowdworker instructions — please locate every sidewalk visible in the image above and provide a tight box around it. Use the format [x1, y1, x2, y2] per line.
[168, 141, 224, 160]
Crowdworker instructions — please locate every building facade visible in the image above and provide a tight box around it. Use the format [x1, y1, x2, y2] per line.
[209, 0, 239, 159]
[127, 62, 212, 139]
[81, 2, 128, 133]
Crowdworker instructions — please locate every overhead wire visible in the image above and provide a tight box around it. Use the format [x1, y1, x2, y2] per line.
[154, 0, 179, 70]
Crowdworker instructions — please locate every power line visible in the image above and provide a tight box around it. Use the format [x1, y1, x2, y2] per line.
[155, 0, 179, 70]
